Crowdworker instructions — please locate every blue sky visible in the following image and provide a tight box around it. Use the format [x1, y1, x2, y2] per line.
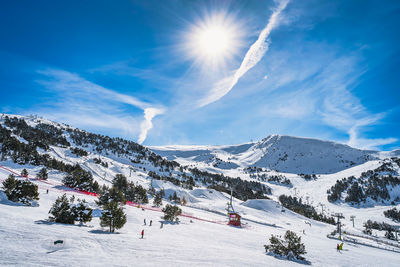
[0, 0, 399, 150]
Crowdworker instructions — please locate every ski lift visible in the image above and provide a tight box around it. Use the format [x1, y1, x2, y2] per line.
[228, 212, 241, 227]
[227, 188, 241, 227]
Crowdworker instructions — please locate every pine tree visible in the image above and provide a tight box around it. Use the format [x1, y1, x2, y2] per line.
[162, 204, 182, 222]
[148, 181, 156, 196]
[2, 174, 39, 205]
[153, 189, 164, 207]
[92, 180, 100, 193]
[62, 165, 96, 192]
[285, 230, 306, 259]
[172, 192, 179, 203]
[49, 194, 75, 224]
[2, 174, 18, 201]
[96, 186, 126, 206]
[112, 174, 128, 192]
[72, 199, 93, 224]
[100, 201, 127, 232]
[21, 168, 28, 177]
[345, 182, 365, 203]
[264, 230, 306, 261]
[36, 167, 48, 180]
[385, 229, 395, 240]
[363, 220, 373, 235]
[124, 183, 148, 204]
[18, 180, 39, 205]
[384, 207, 400, 222]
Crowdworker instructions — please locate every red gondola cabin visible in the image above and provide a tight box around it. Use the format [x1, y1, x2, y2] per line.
[228, 212, 241, 227]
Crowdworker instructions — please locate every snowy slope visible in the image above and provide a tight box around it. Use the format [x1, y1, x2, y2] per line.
[1, 164, 400, 266]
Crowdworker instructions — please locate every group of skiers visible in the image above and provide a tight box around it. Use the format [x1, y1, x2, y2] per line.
[141, 219, 164, 238]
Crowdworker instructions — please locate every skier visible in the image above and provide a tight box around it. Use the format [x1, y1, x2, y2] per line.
[149, 220, 152, 226]
[141, 229, 144, 239]
[336, 243, 340, 252]
[160, 221, 163, 229]
[46, 189, 49, 194]
[144, 219, 146, 225]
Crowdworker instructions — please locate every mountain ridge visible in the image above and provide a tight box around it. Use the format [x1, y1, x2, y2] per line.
[151, 134, 382, 174]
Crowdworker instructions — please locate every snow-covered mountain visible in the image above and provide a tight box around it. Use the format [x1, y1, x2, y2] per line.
[151, 135, 379, 174]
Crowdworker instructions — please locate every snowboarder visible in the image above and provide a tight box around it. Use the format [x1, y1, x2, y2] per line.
[141, 229, 144, 239]
[160, 221, 163, 229]
[149, 220, 152, 226]
[144, 219, 146, 225]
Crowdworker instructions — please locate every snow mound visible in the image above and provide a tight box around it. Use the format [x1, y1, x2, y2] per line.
[189, 188, 228, 202]
[0, 191, 26, 206]
[241, 199, 282, 214]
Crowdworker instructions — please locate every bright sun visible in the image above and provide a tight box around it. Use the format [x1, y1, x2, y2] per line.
[197, 26, 231, 58]
[185, 12, 242, 70]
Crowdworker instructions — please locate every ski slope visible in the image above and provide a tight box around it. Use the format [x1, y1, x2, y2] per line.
[1, 163, 400, 266]
[1, 114, 400, 266]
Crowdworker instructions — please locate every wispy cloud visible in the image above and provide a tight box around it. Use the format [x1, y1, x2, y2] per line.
[218, 43, 398, 150]
[138, 107, 164, 144]
[35, 69, 164, 144]
[347, 115, 397, 150]
[198, 0, 290, 107]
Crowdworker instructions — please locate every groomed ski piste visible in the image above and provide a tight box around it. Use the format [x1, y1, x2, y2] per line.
[1, 159, 400, 266]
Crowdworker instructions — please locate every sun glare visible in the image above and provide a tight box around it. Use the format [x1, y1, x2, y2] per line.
[198, 26, 231, 57]
[185, 12, 243, 70]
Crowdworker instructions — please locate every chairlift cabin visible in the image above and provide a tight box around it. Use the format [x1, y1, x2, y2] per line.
[228, 212, 241, 227]
[227, 188, 241, 227]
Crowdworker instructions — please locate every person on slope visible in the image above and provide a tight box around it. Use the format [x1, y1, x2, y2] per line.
[141, 229, 144, 239]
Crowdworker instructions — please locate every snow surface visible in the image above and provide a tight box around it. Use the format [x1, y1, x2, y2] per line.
[1, 114, 400, 266]
[1, 161, 400, 266]
[151, 135, 379, 174]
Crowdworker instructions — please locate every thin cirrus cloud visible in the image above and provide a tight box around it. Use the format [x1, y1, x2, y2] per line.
[198, 0, 290, 107]
[35, 69, 165, 144]
[347, 114, 398, 150]
[307, 55, 397, 150]
[229, 45, 398, 150]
